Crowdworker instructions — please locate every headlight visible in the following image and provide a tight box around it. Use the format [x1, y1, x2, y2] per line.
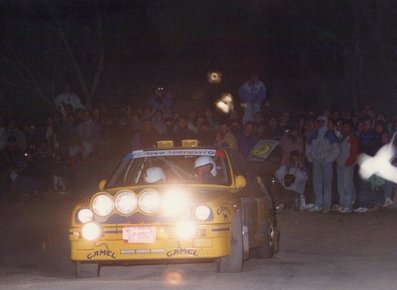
[139, 189, 161, 214]
[77, 208, 94, 223]
[176, 221, 196, 240]
[115, 191, 138, 215]
[92, 193, 114, 217]
[82, 222, 102, 241]
[162, 188, 189, 216]
[194, 205, 211, 221]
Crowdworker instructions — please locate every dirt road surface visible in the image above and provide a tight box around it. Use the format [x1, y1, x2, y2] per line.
[1, 195, 397, 290]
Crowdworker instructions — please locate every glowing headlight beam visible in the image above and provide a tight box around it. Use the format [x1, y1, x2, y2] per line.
[162, 188, 189, 216]
[175, 221, 196, 240]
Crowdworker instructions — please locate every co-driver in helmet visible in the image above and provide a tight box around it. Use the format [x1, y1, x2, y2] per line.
[144, 167, 166, 184]
[193, 156, 217, 182]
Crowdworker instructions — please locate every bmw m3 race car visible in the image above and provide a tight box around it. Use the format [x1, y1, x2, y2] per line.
[69, 140, 279, 277]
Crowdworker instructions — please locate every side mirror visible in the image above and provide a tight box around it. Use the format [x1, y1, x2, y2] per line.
[235, 175, 247, 189]
[98, 180, 107, 191]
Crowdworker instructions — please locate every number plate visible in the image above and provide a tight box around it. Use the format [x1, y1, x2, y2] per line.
[122, 227, 156, 243]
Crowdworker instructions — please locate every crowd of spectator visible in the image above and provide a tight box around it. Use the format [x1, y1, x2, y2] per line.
[0, 81, 395, 214]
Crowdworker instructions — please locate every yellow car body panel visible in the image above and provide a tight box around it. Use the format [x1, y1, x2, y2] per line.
[69, 145, 277, 266]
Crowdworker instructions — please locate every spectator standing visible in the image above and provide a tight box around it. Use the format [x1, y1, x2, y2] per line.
[278, 111, 291, 136]
[336, 120, 359, 213]
[204, 108, 218, 131]
[253, 111, 266, 137]
[263, 115, 280, 139]
[77, 110, 101, 159]
[147, 87, 174, 118]
[279, 125, 304, 166]
[238, 75, 267, 124]
[373, 120, 394, 208]
[152, 110, 167, 136]
[383, 120, 397, 208]
[215, 120, 238, 150]
[236, 121, 260, 158]
[132, 118, 161, 149]
[356, 116, 384, 210]
[359, 116, 377, 156]
[0, 118, 7, 150]
[0, 136, 26, 197]
[171, 115, 197, 142]
[7, 120, 27, 152]
[187, 109, 199, 133]
[197, 121, 215, 146]
[305, 116, 340, 213]
[54, 84, 85, 118]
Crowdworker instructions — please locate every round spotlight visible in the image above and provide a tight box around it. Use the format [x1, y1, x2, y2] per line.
[82, 222, 102, 241]
[77, 208, 94, 224]
[194, 205, 211, 221]
[115, 191, 138, 215]
[139, 189, 161, 214]
[92, 193, 114, 217]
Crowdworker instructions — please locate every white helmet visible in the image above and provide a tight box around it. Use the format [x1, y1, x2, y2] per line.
[144, 167, 166, 183]
[194, 156, 217, 176]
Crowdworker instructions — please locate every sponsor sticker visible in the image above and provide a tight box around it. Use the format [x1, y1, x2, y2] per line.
[166, 248, 198, 257]
[87, 249, 116, 260]
[126, 149, 217, 160]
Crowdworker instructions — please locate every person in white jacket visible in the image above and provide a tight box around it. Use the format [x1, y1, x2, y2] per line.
[305, 116, 340, 213]
[275, 150, 308, 210]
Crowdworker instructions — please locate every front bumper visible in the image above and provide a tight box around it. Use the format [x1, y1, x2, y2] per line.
[70, 223, 231, 261]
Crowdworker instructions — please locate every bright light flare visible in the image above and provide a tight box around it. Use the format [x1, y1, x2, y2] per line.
[176, 221, 196, 240]
[162, 188, 190, 216]
[215, 92, 234, 114]
[207, 71, 222, 84]
[358, 135, 397, 183]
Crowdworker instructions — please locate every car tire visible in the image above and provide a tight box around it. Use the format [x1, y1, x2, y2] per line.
[217, 213, 244, 273]
[75, 262, 100, 278]
[251, 222, 277, 259]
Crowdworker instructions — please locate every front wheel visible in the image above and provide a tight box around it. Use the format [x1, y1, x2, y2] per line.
[217, 213, 244, 273]
[75, 262, 99, 278]
[251, 222, 278, 259]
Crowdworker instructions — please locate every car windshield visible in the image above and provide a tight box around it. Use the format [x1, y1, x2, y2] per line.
[107, 148, 231, 187]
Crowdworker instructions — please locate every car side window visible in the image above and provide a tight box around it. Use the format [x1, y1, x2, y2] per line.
[230, 150, 260, 189]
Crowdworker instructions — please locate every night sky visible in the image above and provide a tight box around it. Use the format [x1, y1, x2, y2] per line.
[0, 0, 396, 116]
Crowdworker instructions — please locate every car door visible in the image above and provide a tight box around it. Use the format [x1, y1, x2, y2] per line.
[228, 150, 259, 243]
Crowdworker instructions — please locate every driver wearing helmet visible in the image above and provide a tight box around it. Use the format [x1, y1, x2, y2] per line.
[144, 167, 166, 184]
[193, 156, 217, 182]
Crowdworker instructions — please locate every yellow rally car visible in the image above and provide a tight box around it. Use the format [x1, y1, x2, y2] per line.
[69, 140, 279, 277]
